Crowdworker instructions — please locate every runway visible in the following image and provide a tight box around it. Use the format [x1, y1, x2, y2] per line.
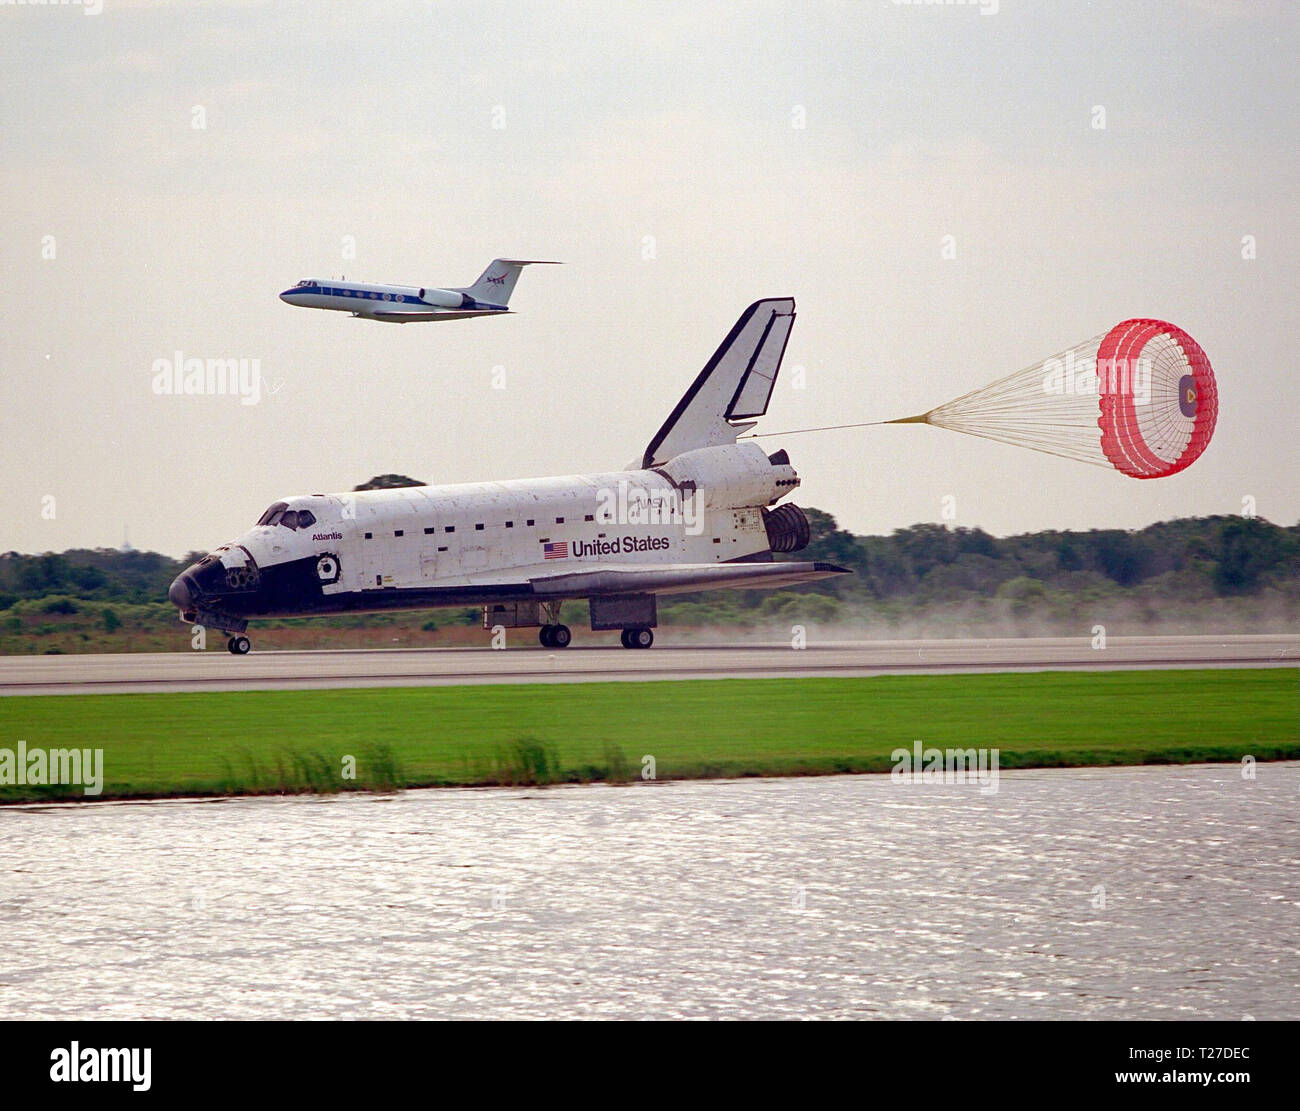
[0, 634, 1295, 695]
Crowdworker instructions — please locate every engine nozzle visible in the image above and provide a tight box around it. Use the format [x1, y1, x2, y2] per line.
[763, 503, 811, 553]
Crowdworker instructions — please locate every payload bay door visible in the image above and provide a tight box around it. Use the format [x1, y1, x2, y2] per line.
[359, 531, 387, 589]
[358, 526, 414, 590]
[419, 545, 440, 581]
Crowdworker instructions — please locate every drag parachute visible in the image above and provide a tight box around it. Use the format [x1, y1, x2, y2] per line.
[888, 319, 1218, 478]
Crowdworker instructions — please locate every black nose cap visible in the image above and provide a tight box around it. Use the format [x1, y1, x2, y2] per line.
[168, 574, 192, 609]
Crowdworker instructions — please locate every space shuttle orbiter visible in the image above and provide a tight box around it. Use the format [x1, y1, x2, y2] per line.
[170, 297, 848, 653]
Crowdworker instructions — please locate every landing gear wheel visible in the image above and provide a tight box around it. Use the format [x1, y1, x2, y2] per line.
[623, 628, 654, 649]
[227, 635, 251, 655]
[539, 625, 571, 648]
[620, 629, 632, 649]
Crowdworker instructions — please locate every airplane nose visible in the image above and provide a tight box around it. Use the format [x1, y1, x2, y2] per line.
[168, 574, 192, 609]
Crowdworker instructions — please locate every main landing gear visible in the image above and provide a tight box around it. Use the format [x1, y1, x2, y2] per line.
[227, 635, 251, 655]
[539, 624, 572, 648]
[620, 627, 654, 649]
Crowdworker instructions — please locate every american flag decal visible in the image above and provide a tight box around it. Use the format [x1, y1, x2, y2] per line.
[543, 541, 568, 560]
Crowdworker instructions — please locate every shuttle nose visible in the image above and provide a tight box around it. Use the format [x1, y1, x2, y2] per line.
[168, 574, 192, 610]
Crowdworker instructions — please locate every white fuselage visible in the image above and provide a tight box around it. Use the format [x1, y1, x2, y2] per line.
[278, 279, 501, 319]
[233, 443, 793, 607]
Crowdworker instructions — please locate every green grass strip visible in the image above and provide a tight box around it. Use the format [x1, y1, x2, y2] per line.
[0, 668, 1295, 803]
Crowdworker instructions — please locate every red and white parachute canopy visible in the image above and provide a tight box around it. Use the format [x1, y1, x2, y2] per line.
[890, 319, 1218, 479]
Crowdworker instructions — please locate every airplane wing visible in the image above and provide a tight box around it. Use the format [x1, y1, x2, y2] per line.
[523, 560, 851, 597]
[369, 308, 512, 322]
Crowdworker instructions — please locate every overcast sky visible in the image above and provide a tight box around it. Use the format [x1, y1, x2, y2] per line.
[2, 0, 1296, 558]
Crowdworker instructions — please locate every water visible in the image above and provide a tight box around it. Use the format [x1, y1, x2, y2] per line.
[2, 763, 1296, 1020]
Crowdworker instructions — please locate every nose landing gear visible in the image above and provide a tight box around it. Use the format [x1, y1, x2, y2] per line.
[620, 628, 654, 649]
[227, 635, 251, 655]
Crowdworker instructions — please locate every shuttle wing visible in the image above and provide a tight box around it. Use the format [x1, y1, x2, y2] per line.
[524, 559, 850, 597]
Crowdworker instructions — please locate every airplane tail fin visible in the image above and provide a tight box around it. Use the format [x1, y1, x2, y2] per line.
[459, 258, 560, 306]
[640, 297, 796, 469]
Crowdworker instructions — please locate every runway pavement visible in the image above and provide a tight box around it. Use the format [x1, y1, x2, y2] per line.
[0, 635, 1295, 695]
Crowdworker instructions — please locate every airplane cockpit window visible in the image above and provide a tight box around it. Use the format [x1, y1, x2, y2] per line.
[256, 501, 288, 526]
[276, 509, 316, 531]
[296, 280, 312, 287]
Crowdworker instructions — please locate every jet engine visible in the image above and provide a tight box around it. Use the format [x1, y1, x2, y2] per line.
[419, 287, 469, 309]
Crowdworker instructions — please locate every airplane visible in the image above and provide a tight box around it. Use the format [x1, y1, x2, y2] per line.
[168, 297, 850, 653]
[278, 258, 559, 322]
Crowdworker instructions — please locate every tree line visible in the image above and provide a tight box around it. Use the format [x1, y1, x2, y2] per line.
[1, 511, 1294, 615]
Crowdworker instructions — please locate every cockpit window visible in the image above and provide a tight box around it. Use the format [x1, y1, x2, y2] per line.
[280, 509, 317, 530]
[296, 279, 312, 287]
[257, 502, 317, 530]
[257, 501, 288, 527]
